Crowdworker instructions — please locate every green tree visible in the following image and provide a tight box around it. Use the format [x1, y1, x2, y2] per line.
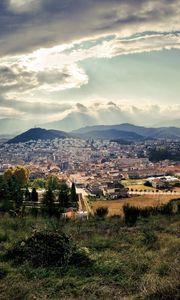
[46, 175, 59, 191]
[32, 178, 46, 189]
[43, 188, 55, 216]
[0, 175, 12, 212]
[25, 188, 31, 201]
[13, 166, 29, 188]
[3, 167, 28, 212]
[58, 182, 70, 212]
[4, 166, 29, 188]
[31, 188, 38, 202]
[70, 182, 78, 209]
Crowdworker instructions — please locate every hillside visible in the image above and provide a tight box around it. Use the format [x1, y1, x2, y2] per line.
[73, 123, 180, 139]
[7, 128, 71, 144]
[80, 129, 144, 140]
[0, 211, 179, 299]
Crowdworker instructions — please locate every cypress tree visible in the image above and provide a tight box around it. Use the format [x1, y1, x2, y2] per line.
[70, 182, 78, 209]
[43, 188, 55, 216]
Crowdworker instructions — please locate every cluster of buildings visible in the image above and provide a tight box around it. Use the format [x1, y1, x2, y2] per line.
[0, 138, 180, 198]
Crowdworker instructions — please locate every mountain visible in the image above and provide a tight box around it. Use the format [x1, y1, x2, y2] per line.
[79, 129, 144, 140]
[43, 112, 97, 131]
[6, 123, 180, 144]
[73, 123, 180, 139]
[7, 128, 71, 144]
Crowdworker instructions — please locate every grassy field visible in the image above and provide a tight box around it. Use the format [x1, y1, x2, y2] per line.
[0, 212, 179, 300]
[92, 195, 180, 216]
[123, 179, 156, 191]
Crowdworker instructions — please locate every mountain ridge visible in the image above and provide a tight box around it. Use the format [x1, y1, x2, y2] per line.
[6, 124, 180, 144]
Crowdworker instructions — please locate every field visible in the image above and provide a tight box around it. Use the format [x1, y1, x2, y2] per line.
[123, 179, 156, 191]
[0, 212, 180, 300]
[92, 194, 180, 216]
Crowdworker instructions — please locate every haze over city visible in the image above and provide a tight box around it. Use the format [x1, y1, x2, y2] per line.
[0, 0, 180, 134]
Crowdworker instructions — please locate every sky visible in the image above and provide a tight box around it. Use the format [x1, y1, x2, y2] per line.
[0, 0, 180, 132]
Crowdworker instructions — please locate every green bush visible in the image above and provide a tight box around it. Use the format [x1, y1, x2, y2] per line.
[123, 204, 139, 226]
[95, 207, 108, 218]
[70, 247, 92, 267]
[4, 231, 74, 267]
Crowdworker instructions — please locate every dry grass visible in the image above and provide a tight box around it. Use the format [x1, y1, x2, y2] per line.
[92, 195, 180, 216]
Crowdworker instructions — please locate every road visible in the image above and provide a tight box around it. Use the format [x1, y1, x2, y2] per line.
[76, 188, 94, 216]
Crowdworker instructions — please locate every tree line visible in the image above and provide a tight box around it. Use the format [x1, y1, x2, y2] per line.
[0, 166, 78, 216]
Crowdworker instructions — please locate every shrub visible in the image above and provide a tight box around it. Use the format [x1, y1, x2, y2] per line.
[123, 204, 139, 226]
[4, 231, 74, 267]
[95, 207, 108, 218]
[70, 247, 92, 267]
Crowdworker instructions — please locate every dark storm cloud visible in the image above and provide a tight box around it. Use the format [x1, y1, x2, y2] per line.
[0, 0, 180, 56]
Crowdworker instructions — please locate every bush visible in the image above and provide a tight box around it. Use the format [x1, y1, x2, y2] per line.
[95, 207, 108, 218]
[123, 204, 139, 226]
[4, 231, 74, 267]
[70, 247, 92, 267]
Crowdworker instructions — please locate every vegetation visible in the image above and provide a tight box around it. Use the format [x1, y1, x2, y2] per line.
[0, 207, 179, 299]
[0, 168, 78, 216]
[92, 194, 180, 216]
[95, 206, 109, 218]
[0, 168, 179, 299]
[149, 148, 180, 162]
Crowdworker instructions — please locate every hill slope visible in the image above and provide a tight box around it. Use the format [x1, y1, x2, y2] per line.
[7, 128, 71, 144]
[73, 123, 180, 139]
[80, 129, 144, 140]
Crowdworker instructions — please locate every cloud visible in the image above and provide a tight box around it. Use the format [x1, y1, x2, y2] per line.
[0, 97, 180, 131]
[1, 30, 179, 99]
[0, 0, 180, 57]
[7, 0, 41, 13]
[0, 62, 88, 94]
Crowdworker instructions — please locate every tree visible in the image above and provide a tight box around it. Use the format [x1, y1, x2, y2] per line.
[32, 178, 46, 189]
[2, 167, 29, 212]
[31, 188, 38, 202]
[13, 166, 29, 188]
[25, 187, 31, 201]
[0, 175, 12, 212]
[58, 182, 70, 212]
[4, 166, 29, 188]
[70, 182, 78, 209]
[0, 175, 7, 200]
[46, 175, 59, 191]
[42, 188, 55, 216]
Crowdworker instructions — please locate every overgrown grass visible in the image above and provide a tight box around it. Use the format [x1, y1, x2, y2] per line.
[0, 212, 179, 299]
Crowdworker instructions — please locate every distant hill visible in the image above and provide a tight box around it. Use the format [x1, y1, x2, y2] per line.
[6, 123, 180, 144]
[73, 123, 180, 139]
[79, 129, 144, 140]
[7, 128, 71, 144]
